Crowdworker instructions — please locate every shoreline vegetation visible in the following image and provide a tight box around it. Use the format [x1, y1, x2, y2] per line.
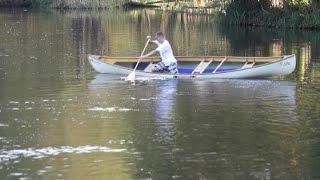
[220, 0, 320, 30]
[1, 0, 320, 30]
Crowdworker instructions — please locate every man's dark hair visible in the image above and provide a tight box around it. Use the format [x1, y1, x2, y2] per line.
[156, 31, 164, 37]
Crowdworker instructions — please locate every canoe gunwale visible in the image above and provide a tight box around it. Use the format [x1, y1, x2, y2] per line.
[97, 55, 283, 64]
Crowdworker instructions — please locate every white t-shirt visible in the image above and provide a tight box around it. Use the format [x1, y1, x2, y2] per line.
[155, 40, 177, 66]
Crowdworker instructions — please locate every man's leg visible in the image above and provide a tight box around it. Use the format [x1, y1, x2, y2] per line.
[168, 62, 178, 74]
[152, 62, 166, 72]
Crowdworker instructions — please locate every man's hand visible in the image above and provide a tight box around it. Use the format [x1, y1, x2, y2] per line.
[140, 55, 146, 59]
[146, 36, 151, 40]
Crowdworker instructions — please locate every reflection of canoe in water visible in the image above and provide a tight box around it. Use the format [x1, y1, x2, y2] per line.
[88, 54, 296, 79]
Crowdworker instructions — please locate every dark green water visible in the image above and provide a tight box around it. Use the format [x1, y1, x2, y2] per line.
[0, 8, 320, 180]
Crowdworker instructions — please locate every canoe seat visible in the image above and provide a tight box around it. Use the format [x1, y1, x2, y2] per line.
[192, 60, 213, 74]
[241, 62, 255, 69]
[144, 63, 155, 72]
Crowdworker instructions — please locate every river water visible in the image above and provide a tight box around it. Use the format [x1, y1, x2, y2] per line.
[0, 8, 319, 180]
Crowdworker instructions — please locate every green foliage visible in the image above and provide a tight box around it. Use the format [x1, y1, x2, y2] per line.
[225, 0, 270, 15]
[221, 0, 320, 29]
[32, 0, 52, 5]
[48, 0, 126, 9]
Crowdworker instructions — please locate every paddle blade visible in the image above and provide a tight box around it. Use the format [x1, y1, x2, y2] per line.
[125, 71, 135, 83]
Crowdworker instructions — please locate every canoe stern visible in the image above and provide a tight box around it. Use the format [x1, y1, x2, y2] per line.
[88, 55, 132, 74]
[280, 55, 296, 75]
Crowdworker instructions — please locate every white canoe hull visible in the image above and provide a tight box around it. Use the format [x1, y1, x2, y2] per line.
[88, 55, 296, 79]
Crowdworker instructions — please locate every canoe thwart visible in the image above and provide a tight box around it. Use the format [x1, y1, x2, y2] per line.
[192, 59, 213, 74]
[213, 57, 227, 73]
[241, 58, 256, 69]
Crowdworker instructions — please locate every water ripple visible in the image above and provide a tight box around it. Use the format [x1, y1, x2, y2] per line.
[0, 146, 126, 163]
[88, 107, 133, 112]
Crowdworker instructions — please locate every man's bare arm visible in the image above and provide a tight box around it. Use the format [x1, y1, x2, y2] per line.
[141, 50, 157, 59]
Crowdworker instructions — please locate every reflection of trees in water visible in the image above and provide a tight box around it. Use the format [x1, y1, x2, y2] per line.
[5, 9, 316, 81]
[65, 9, 319, 80]
[220, 26, 319, 80]
[67, 10, 225, 56]
[0, 10, 68, 96]
[71, 16, 106, 78]
[3, 9, 318, 82]
[295, 69, 320, 178]
[71, 18, 85, 78]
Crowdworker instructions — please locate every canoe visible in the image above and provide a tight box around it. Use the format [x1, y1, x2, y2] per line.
[87, 54, 296, 79]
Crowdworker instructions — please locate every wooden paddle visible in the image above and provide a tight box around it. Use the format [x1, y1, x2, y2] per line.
[125, 38, 151, 83]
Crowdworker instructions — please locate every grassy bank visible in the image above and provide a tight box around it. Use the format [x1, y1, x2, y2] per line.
[220, 1, 320, 30]
[1, 0, 217, 9]
[1, 0, 217, 10]
[50, 0, 124, 9]
[0, 0, 125, 8]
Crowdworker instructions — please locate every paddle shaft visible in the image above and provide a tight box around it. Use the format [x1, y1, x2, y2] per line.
[133, 39, 150, 71]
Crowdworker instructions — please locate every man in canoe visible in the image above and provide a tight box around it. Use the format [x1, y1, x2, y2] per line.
[141, 31, 178, 74]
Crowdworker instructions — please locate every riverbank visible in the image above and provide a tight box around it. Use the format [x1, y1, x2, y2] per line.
[220, 1, 320, 30]
[219, 9, 320, 30]
[0, 0, 217, 9]
[0, 0, 124, 9]
[50, 0, 123, 9]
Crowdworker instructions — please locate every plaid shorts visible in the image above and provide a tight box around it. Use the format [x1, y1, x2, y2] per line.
[154, 62, 178, 74]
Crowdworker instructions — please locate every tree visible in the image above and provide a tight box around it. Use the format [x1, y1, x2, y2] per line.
[0, 0, 32, 7]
